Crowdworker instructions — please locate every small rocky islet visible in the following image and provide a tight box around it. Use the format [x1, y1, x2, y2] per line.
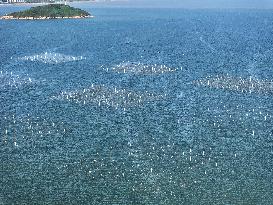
[0, 4, 93, 20]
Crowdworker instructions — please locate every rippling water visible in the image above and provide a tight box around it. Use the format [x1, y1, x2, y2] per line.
[1, 6, 273, 204]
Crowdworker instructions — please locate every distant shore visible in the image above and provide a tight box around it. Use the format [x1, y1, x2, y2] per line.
[0, 1, 100, 6]
[0, 2, 47, 6]
[0, 1, 130, 8]
[0, 15, 94, 19]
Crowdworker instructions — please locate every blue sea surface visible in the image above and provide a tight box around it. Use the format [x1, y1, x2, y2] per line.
[1, 5, 273, 204]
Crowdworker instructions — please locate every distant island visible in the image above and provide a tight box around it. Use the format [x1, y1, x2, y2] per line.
[0, 4, 93, 19]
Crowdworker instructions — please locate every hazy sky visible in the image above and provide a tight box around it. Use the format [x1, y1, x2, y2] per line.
[111, 0, 273, 9]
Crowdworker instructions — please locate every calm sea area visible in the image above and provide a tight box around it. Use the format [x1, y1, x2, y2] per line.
[0, 4, 273, 204]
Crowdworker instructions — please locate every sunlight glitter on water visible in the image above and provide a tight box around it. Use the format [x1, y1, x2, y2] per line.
[0, 70, 34, 89]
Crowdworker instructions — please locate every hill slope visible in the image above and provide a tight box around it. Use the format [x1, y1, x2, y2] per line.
[2, 4, 92, 19]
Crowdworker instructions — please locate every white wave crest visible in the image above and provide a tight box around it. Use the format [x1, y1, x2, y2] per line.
[101, 61, 181, 75]
[51, 84, 166, 109]
[194, 74, 273, 95]
[17, 52, 86, 64]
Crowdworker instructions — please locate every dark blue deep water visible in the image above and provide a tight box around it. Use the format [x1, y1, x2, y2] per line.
[1, 5, 273, 204]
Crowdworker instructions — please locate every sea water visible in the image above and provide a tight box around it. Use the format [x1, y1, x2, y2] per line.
[0, 6, 273, 204]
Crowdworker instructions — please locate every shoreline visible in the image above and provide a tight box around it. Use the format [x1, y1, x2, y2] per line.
[0, 2, 100, 6]
[0, 15, 94, 20]
[0, 3, 48, 6]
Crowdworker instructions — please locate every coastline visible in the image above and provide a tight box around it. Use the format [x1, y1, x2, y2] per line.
[0, 3, 48, 6]
[0, 1, 99, 7]
[0, 15, 94, 19]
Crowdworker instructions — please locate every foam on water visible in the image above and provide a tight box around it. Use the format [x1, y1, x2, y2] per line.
[16, 52, 86, 64]
[194, 74, 273, 95]
[51, 84, 166, 109]
[101, 61, 180, 75]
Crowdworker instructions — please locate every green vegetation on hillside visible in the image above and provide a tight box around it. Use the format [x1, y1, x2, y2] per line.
[8, 4, 90, 18]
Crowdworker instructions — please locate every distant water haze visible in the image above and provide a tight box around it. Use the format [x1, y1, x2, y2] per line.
[94, 0, 273, 9]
